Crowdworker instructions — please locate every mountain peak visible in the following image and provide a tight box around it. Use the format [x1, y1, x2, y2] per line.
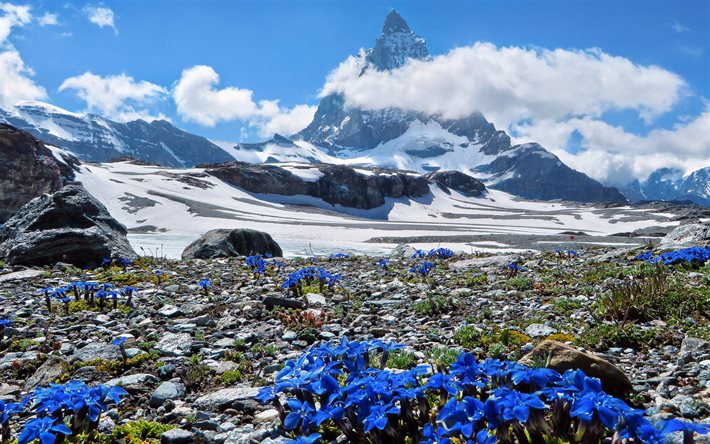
[365, 10, 430, 71]
[382, 9, 410, 34]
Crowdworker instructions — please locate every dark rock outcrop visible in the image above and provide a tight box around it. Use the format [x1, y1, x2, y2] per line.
[0, 184, 137, 267]
[426, 171, 486, 197]
[182, 228, 283, 260]
[204, 162, 431, 210]
[0, 124, 75, 223]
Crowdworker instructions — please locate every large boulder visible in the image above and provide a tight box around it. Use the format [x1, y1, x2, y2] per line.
[0, 124, 76, 223]
[659, 223, 710, 249]
[426, 170, 486, 197]
[182, 228, 282, 260]
[0, 184, 137, 268]
[519, 340, 632, 396]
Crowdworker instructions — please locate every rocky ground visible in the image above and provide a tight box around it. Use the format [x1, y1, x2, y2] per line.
[0, 244, 709, 443]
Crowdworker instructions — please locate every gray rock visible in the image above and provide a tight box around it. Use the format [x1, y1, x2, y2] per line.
[107, 373, 160, 390]
[659, 223, 710, 249]
[150, 381, 186, 407]
[0, 184, 137, 267]
[0, 124, 74, 223]
[681, 337, 710, 356]
[155, 332, 193, 357]
[24, 356, 69, 390]
[71, 342, 121, 363]
[525, 324, 558, 338]
[426, 170, 486, 197]
[182, 228, 282, 260]
[305, 293, 326, 306]
[158, 305, 182, 317]
[160, 428, 193, 444]
[262, 295, 305, 310]
[450, 255, 520, 270]
[193, 386, 261, 411]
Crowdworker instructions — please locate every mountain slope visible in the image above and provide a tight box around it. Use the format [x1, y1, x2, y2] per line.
[291, 10, 626, 203]
[623, 167, 710, 206]
[0, 102, 233, 167]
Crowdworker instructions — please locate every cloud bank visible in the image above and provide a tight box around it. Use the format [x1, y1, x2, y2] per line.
[173, 65, 316, 136]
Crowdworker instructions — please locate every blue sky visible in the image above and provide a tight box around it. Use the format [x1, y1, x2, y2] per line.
[1, 0, 708, 182]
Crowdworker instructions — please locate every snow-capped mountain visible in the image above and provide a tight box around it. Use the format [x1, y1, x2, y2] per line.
[289, 10, 627, 203]
[622, 167, 710, 206]
[0, 101, 233, 167]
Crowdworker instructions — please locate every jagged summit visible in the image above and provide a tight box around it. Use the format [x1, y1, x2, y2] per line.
[382, 9, 411, 34]
[365, 10, 429, 71]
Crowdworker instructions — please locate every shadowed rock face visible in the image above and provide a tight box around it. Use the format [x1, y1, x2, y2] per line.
[0, 184, 137, 268]
[0, 124, 76, 223]
[203, 162, 431, 210]
[426, 171, 486, 197]
[182, 229, 283, 260]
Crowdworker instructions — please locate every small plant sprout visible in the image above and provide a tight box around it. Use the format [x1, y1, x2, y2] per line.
[246, 255, 267, 278]
[83, 282, 98, 303]
[154, 269, 165, 284]
[198, 278, 212, 295]
[123, 286, 139, 306]
[112, 336, 130, 364]
[59, 297, 71, 314]
[96, 289, 108, 311]
[378, 258, 389, 270]
[0, 319, 10, 341]
[37, 287, 54, 311]
[109, 290, 122, 309]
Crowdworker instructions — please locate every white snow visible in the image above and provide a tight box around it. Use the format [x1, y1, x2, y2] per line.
[73, 159, 678, 259]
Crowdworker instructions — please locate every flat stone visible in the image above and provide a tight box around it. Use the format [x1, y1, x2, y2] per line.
[305, 293, 326, 306]
[150, 381, 186, 407]
[155, 332, 193, 357]
[525, 323, 557, 338]
[107, 373, 160, 390]
[158, 305, 182, 317]
[0, 269, 44, 282]
[71, 343, 120, 363]
[449, 255, 520, 270]
[193, 386, 261, 411]
[160, 428, 193, 444]
[254, 409, 279, 423]
[24, 356, 69, 390]
[262, 296, 304, 310]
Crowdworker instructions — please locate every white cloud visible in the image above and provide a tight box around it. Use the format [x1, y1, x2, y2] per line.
[173, 65, 315, 136]
[322, 43, 687, 128]
[38, 12, 58, 26]
[59, 71, 167, 121]
[670, 20, 690, 33]
[84, 5, 116, 33]
[0, 3, 46, 108]
[0, 49, 47, 107]
[255, 103, 317, 137]
[512, 109, 710, 185]
[0, 2, 31, 45]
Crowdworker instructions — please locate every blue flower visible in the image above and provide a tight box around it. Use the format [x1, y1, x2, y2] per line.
[284, 399, 317, 431]
[377, 258, 389, 269]
[111, 337, 128, 347]
[330, 253, 350, 259]
[0, 319, 11, 328]
[198, 278, 211, 289]
[661, 418, 710, 437]
[17, 417, 72, 444]
[409, 261, 435, 276]
[488, 387, 546, 423]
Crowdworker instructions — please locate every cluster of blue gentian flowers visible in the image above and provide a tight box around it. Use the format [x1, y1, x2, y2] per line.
[410, 260, 435, 277]
[0, 380, 128, 444]
[330, 253, 351, 259]
[246, 254, 285, 278]
[34, 281, 139, 312]
[282, 267, 342, 296]
[256, 338, 710, 444]
[412, 248, 455, 259]
[636, 246, 710, 266]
